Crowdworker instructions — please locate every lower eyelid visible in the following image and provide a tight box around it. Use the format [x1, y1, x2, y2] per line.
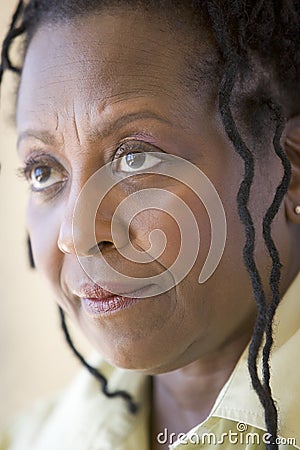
[30, 179, 68, 200]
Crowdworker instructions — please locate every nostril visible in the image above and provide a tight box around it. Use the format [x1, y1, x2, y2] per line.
[87, 241, 115, 256]
[97, 241, 115, 252]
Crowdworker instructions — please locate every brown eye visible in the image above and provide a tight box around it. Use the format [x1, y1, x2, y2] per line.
[28, 165, 65, 191]
[116, 151, 161, 173]
[125, 152, 146, 168]
[33, 166, 51, 183]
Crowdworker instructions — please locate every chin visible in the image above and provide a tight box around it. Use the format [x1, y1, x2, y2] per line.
[98, 343, 185, 375]
[100, 350, 159, 372]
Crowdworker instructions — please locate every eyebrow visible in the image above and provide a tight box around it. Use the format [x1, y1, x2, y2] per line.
[17, 110, 172, 149]
[17, 130, 58, 148]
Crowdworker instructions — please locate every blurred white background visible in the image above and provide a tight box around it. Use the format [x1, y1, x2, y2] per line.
[0, 1, 91, 427]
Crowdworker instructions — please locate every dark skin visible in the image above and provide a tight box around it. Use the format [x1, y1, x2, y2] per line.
[16, 8, 300, 449]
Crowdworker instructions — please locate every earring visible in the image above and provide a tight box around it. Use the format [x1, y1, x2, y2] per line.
[295, 206, 300, 215]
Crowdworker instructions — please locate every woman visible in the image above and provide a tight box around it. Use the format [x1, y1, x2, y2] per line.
[0, 1, 300, 449]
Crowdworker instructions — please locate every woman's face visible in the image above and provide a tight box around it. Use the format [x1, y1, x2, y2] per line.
[16, 9, 291, 373]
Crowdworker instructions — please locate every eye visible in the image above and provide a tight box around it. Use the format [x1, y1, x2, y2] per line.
[28, 165, 66, 191]
[114, 151, 162, 174]
[19, 156, 67, 193]
[120, 152, 161, 172]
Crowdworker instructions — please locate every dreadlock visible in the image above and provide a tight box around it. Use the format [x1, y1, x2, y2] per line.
[204, 5, 292, 445]
[25, 246, 138, 414]
[0, 0, 25, 83]
[1, 1, 300, 447]
[58, 306, 138, 413]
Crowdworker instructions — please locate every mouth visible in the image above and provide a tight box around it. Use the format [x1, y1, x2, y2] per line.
[74, 282, 158, 317]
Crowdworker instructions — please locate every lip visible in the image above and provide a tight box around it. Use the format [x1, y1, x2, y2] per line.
[77, 282, 155, 299]
[75, 283, 157, 317]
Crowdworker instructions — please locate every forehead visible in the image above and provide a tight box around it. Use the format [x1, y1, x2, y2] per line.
[17, 10, 215, 132]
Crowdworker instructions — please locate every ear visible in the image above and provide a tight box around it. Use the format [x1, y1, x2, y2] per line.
[283, 115, 300, 224]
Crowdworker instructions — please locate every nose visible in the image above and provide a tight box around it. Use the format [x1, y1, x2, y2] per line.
[58, 217, 114, 256]
[57, 186, 118, 257]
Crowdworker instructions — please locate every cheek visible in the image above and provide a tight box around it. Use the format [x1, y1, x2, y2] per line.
[26, 199, 62, 285]
[129, 209, 181, 268]
[128, 186, 212, 279]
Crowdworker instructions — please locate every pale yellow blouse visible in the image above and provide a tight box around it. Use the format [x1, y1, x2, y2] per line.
[1, 272, 300, 450]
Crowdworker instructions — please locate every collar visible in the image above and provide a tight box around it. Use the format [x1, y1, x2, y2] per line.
[210, 271, 300, 442]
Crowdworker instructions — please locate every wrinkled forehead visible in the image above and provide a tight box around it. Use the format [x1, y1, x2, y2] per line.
[17, 10, 217, 127]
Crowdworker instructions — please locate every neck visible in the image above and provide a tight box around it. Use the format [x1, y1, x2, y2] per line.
[152, 331, 251, 437]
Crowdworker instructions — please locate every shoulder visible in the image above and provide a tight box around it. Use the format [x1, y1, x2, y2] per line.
[0, 354, 150, 450]
[0, 394, 60, 450]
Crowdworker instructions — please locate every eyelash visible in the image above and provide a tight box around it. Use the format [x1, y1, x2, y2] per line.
[114, 140, 160, 159]
[18, 140, 162, 190]
[18, 153, 67, 195]
[18, 156, 52, 181]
